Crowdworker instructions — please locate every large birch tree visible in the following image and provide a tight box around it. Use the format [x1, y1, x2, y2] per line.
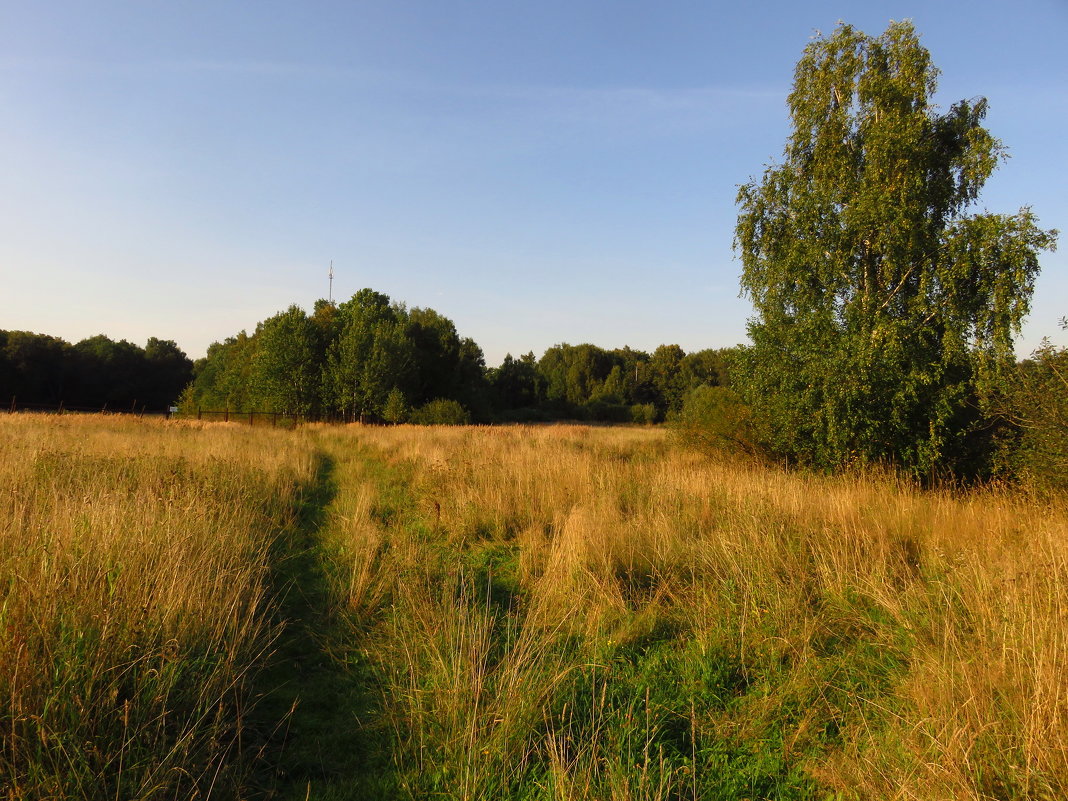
[735, 21, 1057, 478]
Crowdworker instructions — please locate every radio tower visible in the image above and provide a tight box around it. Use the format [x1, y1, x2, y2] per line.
[328, 260, 334, 305]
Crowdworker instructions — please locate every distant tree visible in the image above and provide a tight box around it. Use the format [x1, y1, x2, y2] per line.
[608, 347, 656, 406]
[311, 298, 342, 344]
[735, 21, 1057, 478]
[382, 386, 410, 424]
[0, 330, 190, 410]
[649, 344, 688, 415]
[180, 331, 258, 413]
[0, 331, 71, 404]
[597, 365, 628, 403]
[454, 336, 491, 421]
[249, 306, 321, 415]
[0, 333, 10, 401]
[72, 335, 147, 409]
[490, 352, 540, 410]
[538, 344, 615, 409]
[680, 347, 736, 389]
[327, 289, 415, 421]
[405, 307, 463, 406]
[142, 338, 193, 408]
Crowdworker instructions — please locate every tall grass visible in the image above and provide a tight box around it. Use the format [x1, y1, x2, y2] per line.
[317, 423, 1068, 799]
[0, 414, 314, 799]
[6, 415, 1063, 798]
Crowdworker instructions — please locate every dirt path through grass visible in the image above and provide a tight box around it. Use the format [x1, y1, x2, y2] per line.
[248, 452, 395, 800]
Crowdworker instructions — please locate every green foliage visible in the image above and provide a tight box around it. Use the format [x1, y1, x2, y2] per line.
[681, 347, 735, 389]
[250, 305, 322, 415]
[327, 290, 416, 421]
[735, 21, 1057, 479]
[72, 335, 148, 408]
[629, 403, 657, 424]
[183, 289, 493, 422]
[161, 287, 740, 425]
[0, 330, 193, 410]
[582, 397, 632, 423]
[489, 352, 541, 411]
[405, 307, 463, 406]
[0, 330, 71, 404]
[649, 344, 688, 414]
[539, 343, 618, 409]
[410, 398, 471, 425]
[142, 338, 194, 407]
[671, 384, 759, 457]
[381, 387, 410, 424]
[529, 344, 740, 422]
[180, 331, 257, 413]
[1010, 320, 1068, 490]
[452, 337, 492, 422]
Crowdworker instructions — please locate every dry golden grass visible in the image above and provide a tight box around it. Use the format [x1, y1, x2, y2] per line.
[0, 413, 315, 798]
[320, 423, 1068, 799]
[5, 414, 1063, 799]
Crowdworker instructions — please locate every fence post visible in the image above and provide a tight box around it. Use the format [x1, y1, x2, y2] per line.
[249, 411, 254, 425]
[197, 407, 202, 421]
[58, 401, 65, 415]
[224, 408, 229, 423]
[9, 396, 15, 413]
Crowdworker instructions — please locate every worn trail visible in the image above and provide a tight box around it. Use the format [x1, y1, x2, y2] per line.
[247, 451, 394, 800]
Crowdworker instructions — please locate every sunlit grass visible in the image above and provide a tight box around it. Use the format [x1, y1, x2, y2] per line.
[0, 413, 315, 798]
[318, 423, 1068, 800]
[4, 415, 1064, 799]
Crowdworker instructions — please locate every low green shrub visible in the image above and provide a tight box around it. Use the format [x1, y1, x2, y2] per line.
[410, 398, 471, 425]
[670, 385, 759, 456]
[629, 403, 658, 424]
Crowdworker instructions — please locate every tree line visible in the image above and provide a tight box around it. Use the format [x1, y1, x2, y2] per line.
[1, 331, 193, 411]
[178, 288, 738, 424]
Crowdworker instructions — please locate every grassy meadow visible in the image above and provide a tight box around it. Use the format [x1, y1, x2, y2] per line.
[0, 415, 317, 798]
[2, 414, 1066, 799]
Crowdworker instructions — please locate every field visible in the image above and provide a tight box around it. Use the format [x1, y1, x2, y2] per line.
[2, 414, 1066, 799]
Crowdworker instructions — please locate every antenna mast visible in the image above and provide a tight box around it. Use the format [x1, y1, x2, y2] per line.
[328, 260, 334, 305]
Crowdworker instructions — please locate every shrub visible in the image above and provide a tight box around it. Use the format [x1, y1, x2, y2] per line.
[629, 403, 657, 424]
[410, 398, 470, 426]
[382, 387, 410, 424]
[670, 385, 758, 456]
[1011, 339, 1068, 490]
[583, 398, 631, 423]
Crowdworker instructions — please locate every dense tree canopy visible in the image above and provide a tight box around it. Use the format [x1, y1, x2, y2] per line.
[180, 290, 735, 424]
[0, 331, 192, 410]
[735, 21, 1057, 478]
[327, 290, 416, 421]
[184, 290, 493, 423]
[250, 306, 322, 415]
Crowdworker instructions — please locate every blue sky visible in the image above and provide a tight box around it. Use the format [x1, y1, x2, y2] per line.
[1, 0, 1065, 365]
